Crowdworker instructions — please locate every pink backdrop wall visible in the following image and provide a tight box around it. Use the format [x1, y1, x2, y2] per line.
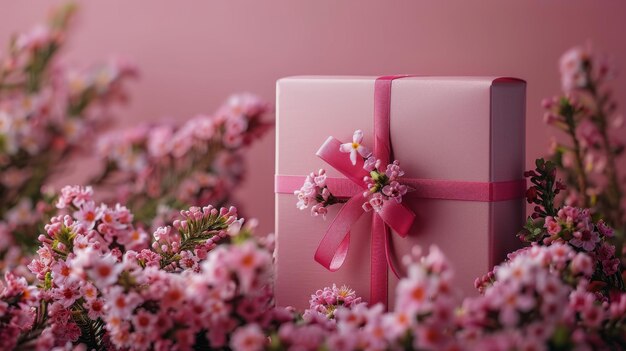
[2, 1, 625, 235]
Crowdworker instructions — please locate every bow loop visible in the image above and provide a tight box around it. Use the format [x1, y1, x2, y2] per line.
[313, 195, 364, 271]
[316, 137, 370, 187]
[379, 200, 414, 237]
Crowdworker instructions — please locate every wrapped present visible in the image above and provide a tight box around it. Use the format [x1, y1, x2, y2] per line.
[274, 76, 526, 309]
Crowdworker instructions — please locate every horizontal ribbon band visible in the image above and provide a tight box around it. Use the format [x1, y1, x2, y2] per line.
[275, 175, 526, 202]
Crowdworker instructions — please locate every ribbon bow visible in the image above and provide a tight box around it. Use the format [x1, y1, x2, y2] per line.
[313, 76, 415, 306]
[314, 136, 415, 272]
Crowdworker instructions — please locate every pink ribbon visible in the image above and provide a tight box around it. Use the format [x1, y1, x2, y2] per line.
[319, 75, 417, 307]
[276, 76, 526, 306]
[276, 175, 526, 202]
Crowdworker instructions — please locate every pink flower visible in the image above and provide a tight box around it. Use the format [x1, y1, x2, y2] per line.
[321, 187, 331, 202]
[602, 258, 620, 275]
[106, 287, 142, 318]
[80, 282, 98, 301]
[362, 159, 408, 210]
[339, 130, 371, 165]
[396, 275, 430, 314]
[311, 169, 327, 188]
[52, 281, 80, 308]
[236, 297, 264, 322]
[223, 130, 244, 148]
[385, 160, 405, 180]
[170, 128, 194, 158]
[325, 332, 357, 351]
[382, 311, 413, 340]
[544, 216, 562, 236]
[85, 252, 123, 289]
[15, 25, 54, 51]
[73, 201, 102, 230]
[56, 185, 95, 209]
[146, 125, 173, 158]
[84, 298, 105, 320]
[560, 46, 591, 92]
[311, 203, 328, 219]
[596, 220, 614, 237]
[570, 253, 594, 277]
[179, 250, 199, 271]
[382, 181, 407, 203]
[230, 324, 266, 351]
[160, 280, 186, 311]
[294, 169, 337, 217]
[305, 284, 362, 320]
[132, 309, 156, 332]
[495, 286, 535, 327]
[363, 156, 381, 172]
[364, 193, 385, 213]
[294, 176, 316, 210]
[6, 198, 36, 226]
[51, 260, 73, 285]
[190, 115, 215, 140]
[569, 229, 600, 251]
[414, 325, 446, 350]
[577, 120, 602, 149]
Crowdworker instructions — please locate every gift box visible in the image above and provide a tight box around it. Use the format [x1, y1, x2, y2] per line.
[274, 76, 526, 309]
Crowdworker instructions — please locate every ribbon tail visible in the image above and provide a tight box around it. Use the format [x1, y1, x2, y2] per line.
[384, 224, 402, 279]
[370, 214, 388, 307]
[314, 196, 366, 272]
[378, 201, 415, 281]
[378, 201, 415, 237]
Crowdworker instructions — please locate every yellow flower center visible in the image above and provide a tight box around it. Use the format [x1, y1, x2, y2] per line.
[352, 142, 359, 149]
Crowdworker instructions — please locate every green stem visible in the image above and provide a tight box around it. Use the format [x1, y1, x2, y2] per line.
[564, 110, 590, 208]
[589, 83, 624, 223]
[587, 81, 624, 258]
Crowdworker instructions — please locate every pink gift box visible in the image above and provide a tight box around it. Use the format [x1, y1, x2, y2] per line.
[274, 76, 526, 309]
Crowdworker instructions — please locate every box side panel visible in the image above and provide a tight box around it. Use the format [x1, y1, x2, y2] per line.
[490, 80, 526, 182]
[489, 80, 527, 266]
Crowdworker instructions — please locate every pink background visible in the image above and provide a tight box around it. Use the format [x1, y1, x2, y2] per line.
[1, 1, 625, 235]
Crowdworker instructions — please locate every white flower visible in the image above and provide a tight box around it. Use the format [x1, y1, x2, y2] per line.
[339, 130, 371, 165]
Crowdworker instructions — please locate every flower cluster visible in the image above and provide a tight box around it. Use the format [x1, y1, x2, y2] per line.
[296, 129, 409, 217]
[361, 158, 408, 212]
[467, 243, 626, 350]
[543, 45, 624, 250]
[0, 185, 281, 350]
[294, 169, 344, 219]
[304, 284, 363, 320]
[268, 244, 626, 351]
[559, 45, 614, 93]
[0, 272, 39, 350]
[519, 158, 624, 294]
[340, 129, 409, 212]
[267, 246, 460, 351]
[3, 182, 626, 349]
[0, 4, 137, 255]
[95, 93, 271, 226]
